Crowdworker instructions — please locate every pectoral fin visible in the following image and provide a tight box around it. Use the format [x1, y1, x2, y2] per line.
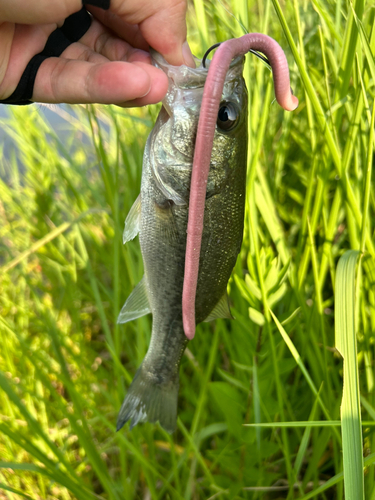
[123, 195, 141, 244]
[204, 292, 233, 322]
[117, 276, 151, 324]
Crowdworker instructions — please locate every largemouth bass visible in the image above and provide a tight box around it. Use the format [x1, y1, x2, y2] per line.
[117, 51, 248, 433]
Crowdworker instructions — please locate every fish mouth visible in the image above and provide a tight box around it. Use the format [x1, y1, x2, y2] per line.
[150, 48, 244, 90]
[152, 48, 244, 119]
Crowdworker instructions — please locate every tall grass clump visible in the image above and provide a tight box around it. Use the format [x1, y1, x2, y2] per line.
[1, 0, 375, 498]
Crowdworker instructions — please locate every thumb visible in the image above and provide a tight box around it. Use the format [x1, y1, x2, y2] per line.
[139, 2, 195, 67]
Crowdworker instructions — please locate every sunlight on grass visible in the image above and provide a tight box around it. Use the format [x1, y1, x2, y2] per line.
[1, 0, 375, 498]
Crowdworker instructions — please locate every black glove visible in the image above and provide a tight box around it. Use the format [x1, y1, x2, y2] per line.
[82, 0, 110, 7]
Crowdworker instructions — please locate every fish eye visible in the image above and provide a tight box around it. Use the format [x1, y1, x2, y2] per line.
[217, 102, 239, 132]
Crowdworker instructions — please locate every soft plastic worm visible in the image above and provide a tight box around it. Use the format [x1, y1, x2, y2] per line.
[182, 33, 299, 340]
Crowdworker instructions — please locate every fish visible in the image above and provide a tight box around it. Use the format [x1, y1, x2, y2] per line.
[116, 49, 248, 433]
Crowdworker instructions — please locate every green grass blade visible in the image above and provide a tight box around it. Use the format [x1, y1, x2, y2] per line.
[335, 250, 364, 500]
[244, 421, 340, 427]
[269, 310, 340, 442]
[0, 483, 34, 499]
[360, 100, 375, 253]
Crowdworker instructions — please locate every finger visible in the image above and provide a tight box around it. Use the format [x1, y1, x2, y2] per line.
[60, 40, 109, 65]
[138, 1, 195, 67]
[86, 7, 149, 52]
[115, 62, 169, 106]
[0, 0, 81, 24]
[32, 58, 168, 105]
[77, 18, 151, 64]
[89, 2, 195, 67]
[0, 23, 56, 99]
[0, 22, 15, 85]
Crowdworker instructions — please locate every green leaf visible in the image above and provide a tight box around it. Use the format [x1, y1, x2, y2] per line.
[248, 307, 265, 326]
[210, 382, 246, 439]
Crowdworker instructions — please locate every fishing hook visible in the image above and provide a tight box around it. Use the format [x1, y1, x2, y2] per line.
[202, 42, 272, 69]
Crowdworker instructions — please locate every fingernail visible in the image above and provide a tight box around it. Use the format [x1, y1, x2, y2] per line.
[140, 82, 152, 98]
[182, 42, 195, 68]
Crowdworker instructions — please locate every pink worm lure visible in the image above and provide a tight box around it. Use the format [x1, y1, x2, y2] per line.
[182, 33, 299, 340]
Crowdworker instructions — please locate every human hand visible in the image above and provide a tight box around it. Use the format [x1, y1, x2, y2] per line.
[0, 0, 195, 106]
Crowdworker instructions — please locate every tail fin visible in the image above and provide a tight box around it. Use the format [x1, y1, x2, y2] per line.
[116, 364, 179, 434]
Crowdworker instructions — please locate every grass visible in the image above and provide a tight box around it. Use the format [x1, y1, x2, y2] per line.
[1, 0, 375, 498]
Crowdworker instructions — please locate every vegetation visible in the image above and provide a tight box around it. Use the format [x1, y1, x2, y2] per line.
[1, 0, 375, 498]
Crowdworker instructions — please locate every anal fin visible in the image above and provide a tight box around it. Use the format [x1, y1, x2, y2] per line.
[204, 292, 233, 322]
